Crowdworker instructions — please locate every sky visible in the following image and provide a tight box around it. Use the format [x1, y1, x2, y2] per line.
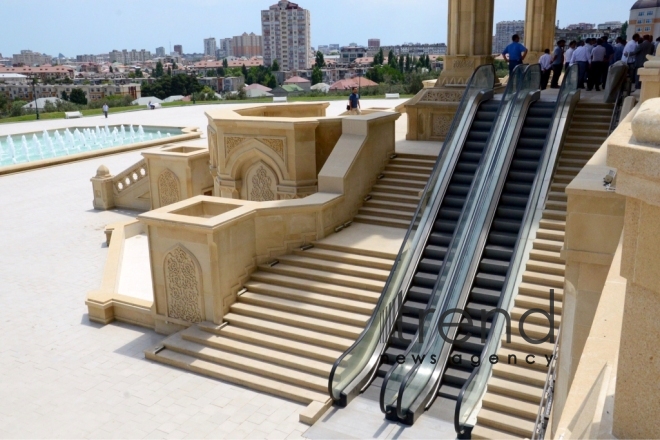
[0, 0, 633, 57]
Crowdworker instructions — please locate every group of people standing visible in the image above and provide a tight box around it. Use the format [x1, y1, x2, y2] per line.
[502, 33, 660, 92]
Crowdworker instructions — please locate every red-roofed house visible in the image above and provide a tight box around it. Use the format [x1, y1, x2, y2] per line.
[0, 65, 74, 80]
[283, 75, 311, 91]
[329, 77, 378, 91]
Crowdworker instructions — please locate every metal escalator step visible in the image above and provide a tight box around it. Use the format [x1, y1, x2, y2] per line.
[471, 121, 493, 131]
[474, 272, 506, 290]
[504, 182, 533, 195]
[424, 244, 448, 260]
[488, 231, 518, 247]
[514, 148, 543, 161]
[452, 173, 476, 185]
[516, 138, 546, 149]
[408, 286, 432, 303]
[510, 158, 541, 171]
[429, 232, 452, 246]
[520, 127, 550, 138]
[447, 184, 470, 197]
[438, 383, 462, 400]
[483, 245, 514, 260]
[465, 301, 497, 319]
[402, 300, 427, 315]
[419, 257, 443, 273]
[479, 258, 510, 275]
[456, 162, 478, 174]
[492, 218, 522, 234]
[443, 366, 473, 386]
[508, 170, 537, 182]
[443, 196, 466, 208]
[454, 334, 487, 352]
[496, 206, 525, 221]
[468, 131, 490, 142]
[413, 271, 437, 287]
[463, 141, 487, 152]
[500, 194, 529, 207]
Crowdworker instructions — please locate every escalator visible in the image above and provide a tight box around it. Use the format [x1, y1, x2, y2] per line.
[429, 100, 556, 417]
[366, 99, 501, 398]
[328, 65, 501, 407]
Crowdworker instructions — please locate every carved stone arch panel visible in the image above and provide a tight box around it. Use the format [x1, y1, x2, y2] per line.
[208, 125, 218, 168]
[163, 245, 203, 323]
[158, 169, 180, 207]
[244, 161, 278, 202]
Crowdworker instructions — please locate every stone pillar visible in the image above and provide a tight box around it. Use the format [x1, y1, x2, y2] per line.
[524, 0, 558, 64]
[437, 0, 495, 86]
[637, 56, 660, 104]
[90, 165, 115, 210]
[403, 0, 495, 141]
[606, 98, 660, 438]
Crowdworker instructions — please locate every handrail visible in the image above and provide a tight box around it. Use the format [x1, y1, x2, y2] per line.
[389, 64, 542, 424]
[327, 64, 497, 405]
[453, 64, 580, 436]
[378, 63, 537, 423]
[532, 326, 561, 440]
[609, 64, 630, 134]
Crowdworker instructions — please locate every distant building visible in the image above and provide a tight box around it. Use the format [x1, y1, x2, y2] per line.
[0, 82, 140, 102]
[76, 54, 102, 63]
[555, 28, 583, 43]
[12, 50, 51, 66]
[283, 75, 311, 91]
[317, 45, 329, 54]
[368, 39, 381, 50]
[0, 65, 74, 80]
[328, 44, 340, 52]
[156, 47, 166, 57]
[628, 0, 660, 38]
[566, 22, 595, 30]
[231, 32, 263, 58]
[495, 20, 525, 54]
[340, 45, 367, 65]
[262, 0, 312, 70]
[218, 38, 233, 58]
[223, 76, 245, 92]
[378, 43, 447, 56]
[109, 49, 152, 64]
[173, 45, 183, 55]
[204, 38, 217, 57]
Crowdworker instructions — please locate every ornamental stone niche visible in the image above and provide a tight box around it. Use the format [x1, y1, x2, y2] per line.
[158, 169, 180, 207]
[163, 245, 203, 323]
[244, 161, 278, 202]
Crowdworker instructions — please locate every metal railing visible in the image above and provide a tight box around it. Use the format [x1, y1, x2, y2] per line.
[532, 326, 561, 440]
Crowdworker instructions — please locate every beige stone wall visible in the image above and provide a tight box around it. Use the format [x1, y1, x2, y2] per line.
[524, 0, 558, 64]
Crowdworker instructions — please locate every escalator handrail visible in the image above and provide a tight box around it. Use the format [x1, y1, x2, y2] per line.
[389, 64, 542, 422]
[453, 64, 581, 436]
[327, 64, 497, 403]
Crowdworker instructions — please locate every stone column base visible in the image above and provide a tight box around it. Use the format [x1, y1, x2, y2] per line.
[437, 55, 495, 86]
[403, 86, 465, 141]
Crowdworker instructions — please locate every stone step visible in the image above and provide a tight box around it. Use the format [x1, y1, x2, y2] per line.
[482, 392, 541, 419]
[223, 313, 354, 351]
[522, 270, 565, 289]
[364, 198, 419, 213]
[542, 210, 566, 221]
[487, 376, 544, 404]
[369, 191, 421, 204]
[511, 318, 558, 340]
[539, 218, 566, 232]
[182, 326, 332, 377]
[557, 158, 588, 168]
[514, 293, 563, 314]
[257, 263, 385, 292]
[390, 155, 437, 165]
[382, 170, 433, 182]
[358, 206, 415, 221]
[510, 306, 562, 328]
[518, 282, 564, 300]
[239, 292, 370, 327]
[536, 228, 565, 243]
[146, 346, 328, 405]
[471, 423, 522, 440]
[501, 334, 555, 356]
[529, 248, 564, 264]
[277, 254, 391, 281]
[249, 272, 380, 303]
[526, 259, 565, 277]
[532, 238, 562, 252]
[243, 282, 373, 315]
[385, 163, 434, 175]
[312, 241, 397, 260]
[559, 149, 598, 160]
[493, 347, 552, 372]
[292, 247, 394, 271]
[216, 325, 342, 363]
[354, 214, 411, 229]
[372, 184, 422, 196]
[544, 200, 568, 213]
[378, 177, 427, 189]
[492, 361, 549, 388]
[476, 408, 535, 438]
[546, 191, 567, 202]
[229, 303, 363, 339]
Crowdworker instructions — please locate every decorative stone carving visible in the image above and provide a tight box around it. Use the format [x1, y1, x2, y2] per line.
[424, 90, 464, 102]
[164, 246, 203, 323]
[432, 114, 454, 137]
[225, 136, 244, 157]
[453, 58, 476, 70]
[257, 137, 285, 160]
[247, 164, 276, 201]
[158, 169, 180, 207]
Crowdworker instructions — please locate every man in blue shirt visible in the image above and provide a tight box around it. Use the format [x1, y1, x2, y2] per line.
[550, 40, 566, 88]
[348, 87, 361, 115]
[502, 34, 528, 76]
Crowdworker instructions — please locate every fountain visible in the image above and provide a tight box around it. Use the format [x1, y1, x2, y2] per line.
[21, 136, 30, 161]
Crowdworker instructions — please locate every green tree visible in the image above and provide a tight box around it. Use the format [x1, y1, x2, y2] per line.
[372, 48, 384, 66]
[271, 59, 280, 71]
[620, 22, 628, 40]
[315, 51, 325, 68]
[266, 73, 277, 89]
[399, 54, 405, 73]
[222, 58, 228, 69]
[134, 68, 143, 78]
[387, 50, 398, 69]
[62, 76, 72, 84]
[167, 66, 172, 76]
[172, 61, 178, 70]
[69, 88, 87, 105]
[0, 93, 8, 116]
[10, 101, 27, 117]
[109, 66, 113, 73]
[216, 67, 225, 77]
[206, 69, 215, 77]
[60, 91, 68, 101]
[408, 73, 424, 95]
[154, 61, 164, 78]
[241, 64, 248, 77]
[311, 66, 323, 85]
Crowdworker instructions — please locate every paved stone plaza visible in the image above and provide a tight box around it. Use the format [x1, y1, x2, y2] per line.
[0, 100, 450, 439]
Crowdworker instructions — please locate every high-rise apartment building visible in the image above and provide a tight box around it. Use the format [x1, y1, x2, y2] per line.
[109, 49, 152, 64]
[173, 45, 183, 55]
[156, 47, 166, 57]
[566, 22, 595, 30]
[261, 1, 311, 70]
[232, 32, 263, 58]
[494, 20, 525, 54]
[204, 38, 217, 57]
[368, 39, 380, 50]
[218, 38, 233, 58]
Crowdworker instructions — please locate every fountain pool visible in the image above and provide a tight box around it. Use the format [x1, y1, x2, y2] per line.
[0, 125, 184, 168]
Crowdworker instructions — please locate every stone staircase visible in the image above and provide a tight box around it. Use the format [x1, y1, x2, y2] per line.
[471, 101, 614, 439]
[354, 153, 436, 229]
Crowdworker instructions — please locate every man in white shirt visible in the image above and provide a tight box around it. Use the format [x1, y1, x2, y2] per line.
[589, 38, 607, 91]
[570, 41, 590, 89]
[623, 34, 640, 87]
[564, 41, 576, 70]
[539, 49, 553, 90]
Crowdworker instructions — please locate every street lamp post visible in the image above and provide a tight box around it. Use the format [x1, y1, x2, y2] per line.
[31, 78, 40, 120]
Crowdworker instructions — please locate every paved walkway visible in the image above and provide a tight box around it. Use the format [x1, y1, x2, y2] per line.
[0, 99, 425, 440]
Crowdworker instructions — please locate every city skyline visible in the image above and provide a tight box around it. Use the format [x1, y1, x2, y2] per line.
[0, 0, 632, 57]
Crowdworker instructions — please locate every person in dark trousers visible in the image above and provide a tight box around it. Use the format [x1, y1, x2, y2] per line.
[550, 40, 566, 88]
[624, 34, 641, 88]
[539, 49, 553, 90]
[348, 87, 360, 115]
[613, 37, 625, 64]
[564, 41, 577, 72]
[588, 38, 607, 91]
[102, 103, 109, 118]
[632, 35, 655, 89]
[570, 40, 590, 89]
[502, 34, 528, 76]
